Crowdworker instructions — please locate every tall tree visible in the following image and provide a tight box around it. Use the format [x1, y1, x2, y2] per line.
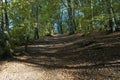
[67, 0, 76, 34]
[0, 0, 12, 58]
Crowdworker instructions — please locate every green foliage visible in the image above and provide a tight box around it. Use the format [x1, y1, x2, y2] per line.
[0, 0, 120, 55]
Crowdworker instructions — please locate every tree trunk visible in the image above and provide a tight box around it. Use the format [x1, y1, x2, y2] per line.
[107, 0, 117, 32]
[58, 9, 63, 34]
[67, 0, 75, 34]
[0, 0, 13, 59]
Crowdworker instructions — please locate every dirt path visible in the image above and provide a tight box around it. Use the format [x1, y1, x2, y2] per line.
[0, 32, 120, 80]
[0, 61, 73, 80]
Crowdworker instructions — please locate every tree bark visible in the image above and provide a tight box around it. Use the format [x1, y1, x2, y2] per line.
[67, 0, 76, 34]
[107, 0, 117, 32]
[0, 0, 13, 59]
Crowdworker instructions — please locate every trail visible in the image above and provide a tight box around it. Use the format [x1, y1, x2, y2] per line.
[0, 62, 73, 80]
[0, 32, 120, 80]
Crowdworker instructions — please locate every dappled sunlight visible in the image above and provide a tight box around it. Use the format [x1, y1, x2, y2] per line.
[0, 62, 73, 80]
[1, 0, 120, 79]
[11, 32, 120, 79]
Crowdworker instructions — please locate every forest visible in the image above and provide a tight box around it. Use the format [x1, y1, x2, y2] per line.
[0, 0, 120, 80]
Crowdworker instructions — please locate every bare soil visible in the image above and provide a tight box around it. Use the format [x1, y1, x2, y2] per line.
[0, 31, 120, 80]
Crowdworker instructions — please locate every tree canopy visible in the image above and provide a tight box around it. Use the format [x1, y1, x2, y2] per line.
[0, 0, 120, 57]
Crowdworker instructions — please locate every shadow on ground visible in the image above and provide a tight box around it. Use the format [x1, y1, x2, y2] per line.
[14, 32, 120, 70]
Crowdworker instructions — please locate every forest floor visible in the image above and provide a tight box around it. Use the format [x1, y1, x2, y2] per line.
[0, 31, 120, 80]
